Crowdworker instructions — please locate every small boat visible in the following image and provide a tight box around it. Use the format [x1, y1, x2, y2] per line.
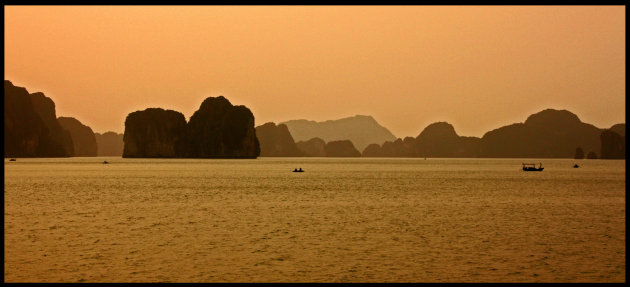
[573, 164, 579, 168]
[522, 163, 543, 171]
[292, 168, 304, 172]
[9, 158, 16, 161]
[103, 161, 109, 164]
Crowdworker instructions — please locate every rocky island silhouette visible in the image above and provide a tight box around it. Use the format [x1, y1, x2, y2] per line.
[4, 80, 625, 160]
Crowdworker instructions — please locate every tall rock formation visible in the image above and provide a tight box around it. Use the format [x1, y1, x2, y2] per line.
[122, 96, 260, 158]
[325, 140, 361, 157]
[58, 117, 98, 157]
[281, 115, 396, 151]
[122, 108, 188, 158]
[29, 92, 75, 156]
[95, 131, 124, 156]
[4, 80, 71, 157]
[296, 137, 327, 157]
[255, 122, 303, 157]
[480, 109, 602, 158]
[186, 96, 259, 158]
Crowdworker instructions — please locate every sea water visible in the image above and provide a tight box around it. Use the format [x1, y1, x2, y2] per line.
[3, 157, 625, 282]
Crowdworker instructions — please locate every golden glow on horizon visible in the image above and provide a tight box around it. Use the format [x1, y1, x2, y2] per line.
[4, 6, 625, 137]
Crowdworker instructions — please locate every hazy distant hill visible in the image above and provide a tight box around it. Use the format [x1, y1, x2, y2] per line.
[600, 123, 625, 159]
[280, 115, 396, 152]
[255, 122, 303, 157]
[58, 117, 98, 157]
[95, 131, 124, 156]
[362, 122, 480, 158]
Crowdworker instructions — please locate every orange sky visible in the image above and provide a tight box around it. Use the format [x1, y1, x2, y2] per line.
[5, 6, 625, 138]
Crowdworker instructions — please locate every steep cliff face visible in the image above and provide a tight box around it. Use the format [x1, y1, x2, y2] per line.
[296, 137, 327, 157]
[57, 117, 98, 157]
[600, 124, 625, 159]
[30, 92, 75, 156]
[186, 97, 260, 158]
[480, 109, 602, 158]
[4, 80, 70, 157]
[95, 132, 124, 156]
[256, 122, 303, 156]
[122, 108, 188, 158]
[325, 140, 361, 157]
[122, 96, 260, 158]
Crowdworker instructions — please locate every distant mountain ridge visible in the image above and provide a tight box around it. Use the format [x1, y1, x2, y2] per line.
[280, 115, 397, 151]
[363, 108, 624, 159]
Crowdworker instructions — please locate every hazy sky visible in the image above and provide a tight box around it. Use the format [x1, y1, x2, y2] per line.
[5, 6, 625, 138]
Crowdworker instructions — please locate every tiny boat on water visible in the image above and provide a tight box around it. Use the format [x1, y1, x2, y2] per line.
[293, 168, 304, 172]
[573, 164, 579, 168]
[522, 163, 543, 171]
[9, 158, 16, 161]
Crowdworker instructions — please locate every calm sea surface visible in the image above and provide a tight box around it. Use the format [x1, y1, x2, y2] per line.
[4, 157, 625, 282]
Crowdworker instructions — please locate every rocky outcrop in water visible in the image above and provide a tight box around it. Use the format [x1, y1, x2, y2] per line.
[186, 96, 259, 158]
[480, 109, 602, 158]
[281, 115, 396, 152]
[363, 122, 480, 158]
[95, 131, 124, 156]
[415, 122, 480, 158]
[362, 137, 417, 157]
[325, 140, 361, 157]
[123, 108, 188, 158]
[4, 80, 72, 157]
[255, 122, 303, 157]
[600, 124, 625, 159]
[296, 137, 327, 157]
[122, 96, 259, 158]
[58, 117, 97, 157]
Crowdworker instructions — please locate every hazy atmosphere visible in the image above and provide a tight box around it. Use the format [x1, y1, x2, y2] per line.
[5, 5, 625, 138]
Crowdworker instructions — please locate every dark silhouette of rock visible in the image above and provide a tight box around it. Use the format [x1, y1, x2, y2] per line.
[600, 125, 625, 159]
[122, 96, 259, 158]
[296, 137, 327, 157]
[480, 109, 603, 158]
[29, 92, 75, 156]
[363, 122, 481, 158]
[586, 151, 598, 159]
[325, 140, 361, 157]
[186, 96, 259, 158]
[255, 122, 303, 157]
[58, 117, 98, 157]
[95, 131, 124, 156]
[574, 147, 584, 159]
[415, 122, 481, 158]
[281, 115, 396, 152]
[4, 80, 71, 157]
[123, 108, 188, 158]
